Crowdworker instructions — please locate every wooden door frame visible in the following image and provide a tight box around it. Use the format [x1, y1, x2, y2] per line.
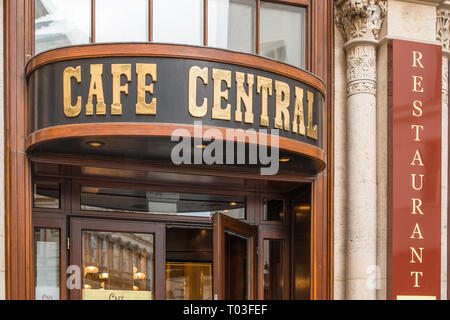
[4, 0, 334, 300]
[213, 213, 257, 300]
[69, 217, 166, 300]
[257, 225, 290, 300]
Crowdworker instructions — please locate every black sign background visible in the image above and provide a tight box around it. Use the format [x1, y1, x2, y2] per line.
[28, 56, 324, 149]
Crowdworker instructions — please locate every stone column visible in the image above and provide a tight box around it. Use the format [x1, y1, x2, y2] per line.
[437, 6, 449, 300]
[336, 0, 387, 300]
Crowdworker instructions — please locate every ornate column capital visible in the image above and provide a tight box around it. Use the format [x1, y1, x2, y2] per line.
[335, 0, 387, 44]
[437, 8, 450, 52]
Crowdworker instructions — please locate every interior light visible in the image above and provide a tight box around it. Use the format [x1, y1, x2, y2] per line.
[195, 144, 207, 149]
[86, 141, 105, 148]
[279, 156, 293, 163]
[99, 272, 109, 279]
[133, 272, 146, 280]
[84, 266, 99, 274]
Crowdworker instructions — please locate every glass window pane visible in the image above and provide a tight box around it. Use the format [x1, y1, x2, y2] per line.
[96, 0, 148, 42]
[153, 0, 203, 45]
[263, 199, 284, 221]
[82, 231, 154, 300]
[263, 239, 284, 299]
[260, 2, 306, 68]
[208, 0, 256, 53]
[35, 0, 91, 54]
[81, 186, 246, 219]
[34, 228, 60, 300]
[225, 231, 250, 299]
[34, 182, 61, 209]
[166, 262, 212, 300]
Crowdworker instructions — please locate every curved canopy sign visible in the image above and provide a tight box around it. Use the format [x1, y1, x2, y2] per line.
[26, 44, 326, 175]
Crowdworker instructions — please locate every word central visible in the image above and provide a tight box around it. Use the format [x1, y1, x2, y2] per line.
[62, 63, 319, 141]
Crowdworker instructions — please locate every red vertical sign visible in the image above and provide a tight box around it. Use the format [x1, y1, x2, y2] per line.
[388, 40, 442, 300]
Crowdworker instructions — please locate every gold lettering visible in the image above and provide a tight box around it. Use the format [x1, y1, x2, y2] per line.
[410, 150, 424, 166]
[307, 91, 318, 140]
[410, 223, 424, 239]
[136, 63, 157, 115]
[111, 64, 131, 115]
[412, 51, 424, 68]
[292, 87, 306, 135]
[63, 66, 82, 117]
[411, 174, 424, 191]
[409, 247, 424, 264]
[188, 66, 208, 118]
[413, 100, 423, 117]
[235, 72, 254, 124]
[410, 271, 423, 288]
[86, 64, 106, 116]
[212, 68, 232, 120]
[274, 80, 290, 131]
[412, 76, 424, 93]
[257, 76, 272, 127]
[411, 198, 424, 215]
[411, 125, 424, 142]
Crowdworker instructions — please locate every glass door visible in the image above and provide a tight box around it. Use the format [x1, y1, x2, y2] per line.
[69, 218, 165, 300]
[213, 213, 257, 300]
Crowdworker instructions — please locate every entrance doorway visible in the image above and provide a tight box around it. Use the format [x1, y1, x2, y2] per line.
[32, 163, 311, 300]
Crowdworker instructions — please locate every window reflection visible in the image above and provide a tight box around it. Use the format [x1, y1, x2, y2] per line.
[96, 0, 148, 42]
[34, 228, 60, 300]
[263, 199, 285, 221]
[260, 2, 306, 68]
[35, 0, 91, 54]
[263, 239, 284, 299]
[82, 231, 154, 300]
[33, 183, 61, 209]
[208, 0, 256, 53]
[153, 0, 204, 45]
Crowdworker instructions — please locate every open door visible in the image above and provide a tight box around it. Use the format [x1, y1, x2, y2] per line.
[213, 213, 257, 300]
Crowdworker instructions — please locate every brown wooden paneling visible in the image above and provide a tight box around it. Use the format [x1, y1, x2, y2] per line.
[26, 123, 327, 172]
[4, 0, 34, 300]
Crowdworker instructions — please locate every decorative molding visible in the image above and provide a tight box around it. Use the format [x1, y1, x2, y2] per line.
[437, 8, 450, 51]
[345, 45, 377, 96]
[336, 0, 388, 43]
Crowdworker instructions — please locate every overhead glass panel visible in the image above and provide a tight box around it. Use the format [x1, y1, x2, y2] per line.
[35, 0, 91, 54]
[208, 0, 256, 53]
[81, 186, 246, 219]
[260, 2, 306, 68]
[96, 0, 148, 42]
[153, 0, 204, 45]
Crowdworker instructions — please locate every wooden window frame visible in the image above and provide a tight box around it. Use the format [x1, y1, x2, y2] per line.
[69, 217, 166, 300]
[33, 0, 311, 70]
[32, 216, 68, 300]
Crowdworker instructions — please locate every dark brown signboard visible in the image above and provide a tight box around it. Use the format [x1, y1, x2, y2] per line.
[388, 40, 442, 299]
[26, 45, 326, 174]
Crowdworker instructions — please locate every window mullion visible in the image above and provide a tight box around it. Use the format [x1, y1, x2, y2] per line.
[91, 0, 96, 43]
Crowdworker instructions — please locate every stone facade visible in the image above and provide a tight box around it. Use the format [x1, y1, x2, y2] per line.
[334, 0, 450, 300]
